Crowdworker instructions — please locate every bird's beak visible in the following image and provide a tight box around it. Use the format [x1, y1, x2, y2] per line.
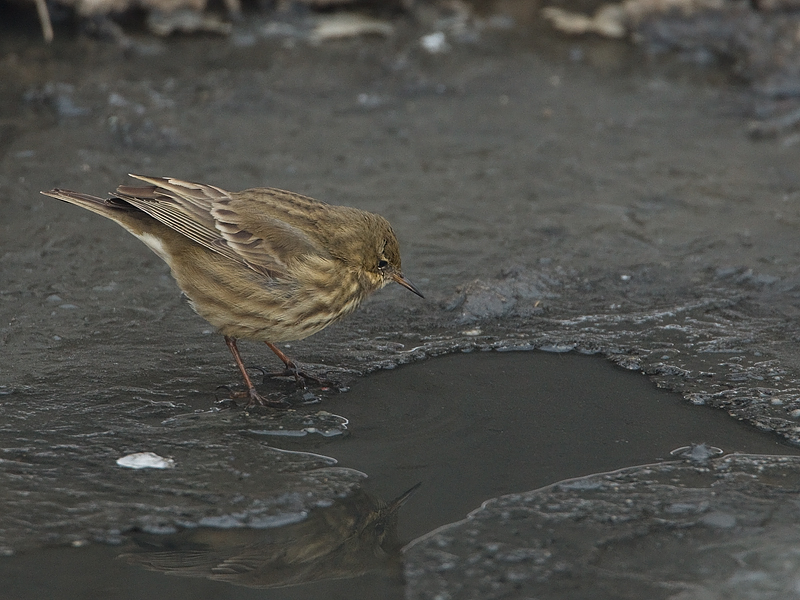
[387, 482, 422, 514]
[391, 272, 424, 298]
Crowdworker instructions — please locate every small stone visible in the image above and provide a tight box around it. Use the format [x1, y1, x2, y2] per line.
[116, 452, 175, 469]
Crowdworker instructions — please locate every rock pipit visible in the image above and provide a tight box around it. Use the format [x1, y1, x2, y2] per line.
[42, 175, 422, 407]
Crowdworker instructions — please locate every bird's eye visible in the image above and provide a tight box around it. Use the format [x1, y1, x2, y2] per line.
[378, 259, 389, 269]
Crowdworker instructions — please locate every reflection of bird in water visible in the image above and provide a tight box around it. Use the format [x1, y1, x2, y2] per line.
[120, 484, 420, 589]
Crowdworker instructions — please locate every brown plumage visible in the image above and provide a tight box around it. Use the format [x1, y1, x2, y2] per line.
[41, 175, 422, 407]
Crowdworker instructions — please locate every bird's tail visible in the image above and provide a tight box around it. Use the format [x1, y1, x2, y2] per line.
[40, 189, 134, 220]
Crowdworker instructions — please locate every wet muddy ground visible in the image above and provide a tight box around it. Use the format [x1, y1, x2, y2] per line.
[4, 4, 800, 598]
[3, 352, 798, 599]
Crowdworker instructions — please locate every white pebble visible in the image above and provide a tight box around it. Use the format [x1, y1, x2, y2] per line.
[421, 32, 449, 53]
[116, 452, 175, 469]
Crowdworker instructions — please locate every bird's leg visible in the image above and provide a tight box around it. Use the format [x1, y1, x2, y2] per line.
[264, 342, 333, 387]
[224, 336, 287, 408]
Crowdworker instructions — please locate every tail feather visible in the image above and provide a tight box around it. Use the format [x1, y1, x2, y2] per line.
[41, 189, 135, 219]
[40, 188, 155, 239]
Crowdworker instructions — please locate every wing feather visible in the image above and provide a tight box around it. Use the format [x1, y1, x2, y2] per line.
[113, 175, 334, 279]
[211, 198, 327, 273]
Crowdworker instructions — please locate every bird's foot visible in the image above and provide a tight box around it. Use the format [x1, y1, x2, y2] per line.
[263, 360, 338, 389]
[228, 386, 289, 409]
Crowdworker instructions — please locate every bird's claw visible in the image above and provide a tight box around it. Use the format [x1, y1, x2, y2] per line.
[262, 362, 337, 389]
[229, 386, 289, 409]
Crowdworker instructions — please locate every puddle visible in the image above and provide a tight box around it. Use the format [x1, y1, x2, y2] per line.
[287, 351, 797, 541]
[2, 351, 796, 599]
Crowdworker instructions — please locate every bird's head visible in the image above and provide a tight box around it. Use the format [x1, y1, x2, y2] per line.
[354, 214, 424, 298]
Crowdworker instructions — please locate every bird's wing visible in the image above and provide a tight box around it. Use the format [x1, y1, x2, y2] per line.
[116, 175, 326, 278]
[211, 188, 331, 276]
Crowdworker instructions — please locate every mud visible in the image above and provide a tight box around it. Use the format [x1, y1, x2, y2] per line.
[3, 5, 800, 598]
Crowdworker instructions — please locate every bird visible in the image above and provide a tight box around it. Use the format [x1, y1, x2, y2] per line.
[120, 483, 421, 589]
[41, 175, 423, 408]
